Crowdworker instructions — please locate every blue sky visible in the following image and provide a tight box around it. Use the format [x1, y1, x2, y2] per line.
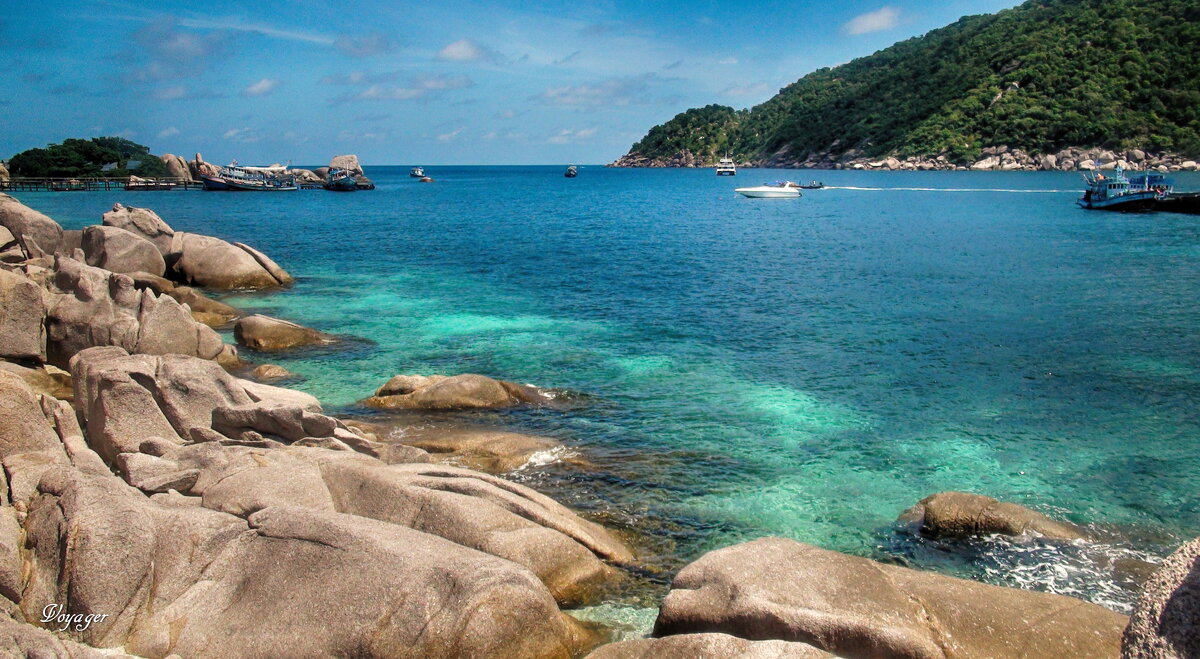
[1, 0, 1023, 165]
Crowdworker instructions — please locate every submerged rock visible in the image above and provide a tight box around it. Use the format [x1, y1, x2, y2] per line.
[1122, 537, 1200, 658]
[234, 314, 331, 351]
[900, 491, 1085, 541]
[250, 363, 295, 380]
[654, 537, 1127, 659]
[364, 373, 549, 410]
[397, 426, 569, 473]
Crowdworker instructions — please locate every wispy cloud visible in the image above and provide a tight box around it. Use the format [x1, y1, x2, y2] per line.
[718, 57, 738, 65]
[721, 82, 771, 97]
[436, 39, 497, 62]
[222, 127, 260, 142]
[242, 78, 278, 97]
[334, 32, 398, 57]
[124, 18, 227, 82]
[537, 74, 662, 107]
[157, 126, 180, 138]
[173, 15, 333, 45]
[553, 50, 582, 65]
[547, 127, 598, 144]
[844, 7, 900, 35]
[663, 60, 683, 70]
[333, 74, 473, 103]
[320, 71, 401, 86]
[437, 127, 466, 142]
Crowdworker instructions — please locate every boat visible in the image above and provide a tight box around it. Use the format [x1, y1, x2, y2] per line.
[410, 166, 424, 178]
[564, 165, 578, 178]
[49, 179, 87, 192]
[735, 181, 802, 198]
[798, 180, 824, 189]
[1077, 166, 1170, 211]
[716, 156, 736, 176]
[126, 176, 177, 191]
[324, 168, 358, 192]
[201, 175, 230, 191]
[207, 163, 297, 192]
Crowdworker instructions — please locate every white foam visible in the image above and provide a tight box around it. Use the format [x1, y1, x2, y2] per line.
[825, 186, 1075, 193]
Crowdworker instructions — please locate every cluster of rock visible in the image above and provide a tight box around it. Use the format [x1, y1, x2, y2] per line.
[610, 146, 1200, 173]
[176, 153, 375, 188]
[592, 491, 1197, 659]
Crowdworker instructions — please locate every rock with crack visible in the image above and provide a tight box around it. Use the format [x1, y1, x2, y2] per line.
[44, 255, 238, 369]
[900, 491, 1085, 541]
[654, 537, 1128, 659]
[363, 373, 549, 410]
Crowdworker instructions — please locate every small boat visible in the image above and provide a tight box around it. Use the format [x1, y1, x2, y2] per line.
[798, 180, 824, 189]
[564, 165, 578, 178]
[716, 156, 737, 176]
[1077, 167, 1170, 211]
[410, 166, 425, 178]
[324, 168, 358, 192]
[736, 181, 802, 198]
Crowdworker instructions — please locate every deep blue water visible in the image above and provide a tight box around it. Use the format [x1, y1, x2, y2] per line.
[15, 165, 1200, 622]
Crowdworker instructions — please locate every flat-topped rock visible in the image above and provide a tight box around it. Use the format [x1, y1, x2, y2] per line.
[234, 314, 331, 351]
[364, 373, 548, 410]
[655, 537, 1127, 659]
[900, 491, 1085, 541]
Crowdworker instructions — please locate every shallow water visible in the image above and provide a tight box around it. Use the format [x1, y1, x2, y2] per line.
[17, 165, 1200, 619]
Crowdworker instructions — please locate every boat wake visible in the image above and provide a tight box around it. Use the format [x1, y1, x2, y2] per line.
[825, 186, 1076, 193]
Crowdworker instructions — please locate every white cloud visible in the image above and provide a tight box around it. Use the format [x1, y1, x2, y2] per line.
[339, 74, 472, 103]
[437, 127, 465, 142]
[334, 32, 397, 57]
[538, 74, 660, 107]
[721, 82, 771, 97]
[844, 7, 900, 35]
[222, 127, 260, 142]
[547, 127, 598, 144]
[157, 126, 179, 138]
[242, 78, 279, 97]
[437, 39, 489, 61]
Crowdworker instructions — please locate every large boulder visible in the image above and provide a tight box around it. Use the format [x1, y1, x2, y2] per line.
[364, 373, 549, 410]
[45, 255, 237, 369]
[0, 193, 63, 257]
[101, 203, 175, 255]
[159, 153, 193, 181]
[0, 162, 8, 181]
[900, 491, 1085, 541]
[0, 267, 47, 361]
[81, 225, 166, 276]
[588, 633, 833, 658]
[1122, 537, 1200, 658]
[234, 314, 330, 351]
[190, 152, 220, 179]
[328, 154, 364, 176]
[654, 537, 1128, 659]
[171, 232, 291, 290]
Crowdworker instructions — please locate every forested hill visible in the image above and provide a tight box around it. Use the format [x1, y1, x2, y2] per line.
[614, 0, 1200, 168]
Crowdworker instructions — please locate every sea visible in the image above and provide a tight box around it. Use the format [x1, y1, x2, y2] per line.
[15, 165, 1200, 634]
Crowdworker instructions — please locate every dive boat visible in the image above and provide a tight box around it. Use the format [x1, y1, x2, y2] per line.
[735, 181, 801, 198]
[716, 156, 736, 176]
[564, 165, 578, 178]
[1077, 167, 1170, 211]
[410, 166, 425, 178]
[324, 168, 358, 191]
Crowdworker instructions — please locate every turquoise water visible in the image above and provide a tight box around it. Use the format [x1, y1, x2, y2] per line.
[17, 166, 1200, 614]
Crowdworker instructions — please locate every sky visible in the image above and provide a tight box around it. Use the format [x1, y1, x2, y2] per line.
[0, 0, 1024, 165]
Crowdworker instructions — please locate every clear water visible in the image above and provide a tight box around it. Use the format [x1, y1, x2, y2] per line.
[17, 166, 1200, 618]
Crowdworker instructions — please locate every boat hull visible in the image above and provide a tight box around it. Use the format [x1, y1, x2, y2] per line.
[324, 178, 358, 192]
[223, 180, 297, 192]
[736, 187, 801, 198]
[201, 176, 230, 191]
[1077, 190, 1159, 211]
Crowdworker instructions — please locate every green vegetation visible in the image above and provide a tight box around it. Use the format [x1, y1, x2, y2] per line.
[8, 137, 170, 178]
[624, 0, 1200, 164]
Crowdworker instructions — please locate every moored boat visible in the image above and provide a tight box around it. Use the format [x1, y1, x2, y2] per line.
[735, 182, 802, 198]
[565, 165, 578, 178]
[1077, 167, 1170, 211]
[716, 156, 736, 176]
[410, 166, 425, 178]
[206, 163, 297, 192]
[324, 168, 358, 192]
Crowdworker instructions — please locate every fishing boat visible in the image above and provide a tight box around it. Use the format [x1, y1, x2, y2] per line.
[735, 182, 802, 198]
[410, 166, 425, 178]
[1077, 167, 1170, 211]
[716, 156, 736, 176]
[324, 168, 358, 192]
[564, 165, 578, 178]
[207, 163, 297, 192]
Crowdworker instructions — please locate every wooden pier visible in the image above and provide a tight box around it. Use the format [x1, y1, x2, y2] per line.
[0, 177, 203, 192]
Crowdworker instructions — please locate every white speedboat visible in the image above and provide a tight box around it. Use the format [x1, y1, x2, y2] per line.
[735, 181, 801, 198]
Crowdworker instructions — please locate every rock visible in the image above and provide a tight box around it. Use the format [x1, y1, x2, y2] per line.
[1127, 149, 1146, 162]
[588, 633, 833, 658]
[171, 233, 289, 290]
[238, 378, 322, 411]
[1079, 159, 1097, 170]
[251, 363, 295, 380]
[232, 242, 294, 286]
[0, 615, 119, 658]
[46, 256, 237, 368]
[313, 166, 330, 181]
[900, 491, 1085, 541]
[0, 362, 72, 400]
[59, 228, 83, 255]
[1181, 161, 1198, 171]
[81, 225, 166, 276]
[328, 154, 364, 176]
[363, 373, 547, 410]
[0, 162, 8, 181]
[0, 267, 47, 360]
[234, 314, 330, 351]
[1040, 154, 1059, 170]
[126, 271, 175, 295]
[971, 156, 1000, 170]
[399, 427, 567, 473]
[101, 203, 175, 256]
[159, 153, 193, 181]
[166, 286, 239, 327]
[1121, 537, 1200, 658]
[375, 373, 447, 396]
[0, 193, 63, 257]
[655, 538, 1126, 659]
[289, 168, 322, 183]
[0, 226, 22, 263]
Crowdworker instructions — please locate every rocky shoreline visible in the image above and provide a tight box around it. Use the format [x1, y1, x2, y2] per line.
[0, 193, 1195, 657]
[609, 146, 1200, 173]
